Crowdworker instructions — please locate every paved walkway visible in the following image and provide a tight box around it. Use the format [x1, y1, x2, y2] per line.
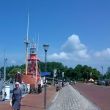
[48, 85, 100, 110]
[73, 83, 110, 110]
[0, 85, 56, 110]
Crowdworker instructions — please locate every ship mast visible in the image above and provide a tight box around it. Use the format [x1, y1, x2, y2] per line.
[24, 13, 30, 75]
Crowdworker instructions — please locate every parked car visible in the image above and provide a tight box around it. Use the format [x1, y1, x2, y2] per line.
[96, 80, 110, 86]
[97, 80, 105, 85]
[105, 80, 110, 86]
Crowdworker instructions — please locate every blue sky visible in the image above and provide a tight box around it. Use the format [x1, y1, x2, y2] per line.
[0, 0, 110, 72]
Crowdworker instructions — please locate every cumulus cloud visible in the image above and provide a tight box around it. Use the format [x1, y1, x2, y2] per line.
[49, 34, 90, 61]
[95, 48, 110, 57]
[94, 48, 110, 62]
[49, 52, 69, 60]
[48, 34, 110, 69]
[62, 34, 86, 51]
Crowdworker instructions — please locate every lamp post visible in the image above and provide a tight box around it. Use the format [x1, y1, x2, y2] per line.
[43, 44, 49, 109]
[53, 69, 57, 86]
[4, 58, 7, 84]
[62, 72, 64, 87]
[3, 57, 7, 101]
[101, 66, 103, 75]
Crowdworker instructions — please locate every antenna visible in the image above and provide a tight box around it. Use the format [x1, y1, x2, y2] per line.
[26, 13, 29, 41]
[24, 13, 30, 75]
[37, 33, 39, 52]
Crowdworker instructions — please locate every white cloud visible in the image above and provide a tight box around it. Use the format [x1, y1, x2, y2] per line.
[62, 34, 86, 51]
[95, 48, 110, 58]
[62, 34, 90, 59]
[48, 34, 110, 70]
[49, 52, 69, 60]
[77, 49, 90, 59]
[49, 34, 90, 61]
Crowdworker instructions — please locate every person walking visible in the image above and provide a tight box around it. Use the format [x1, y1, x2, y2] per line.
[12, 82, 22, 110]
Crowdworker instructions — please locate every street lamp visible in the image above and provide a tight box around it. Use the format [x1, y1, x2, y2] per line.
[3, 57, 7, 101]
[4, 58, 7, 83]
[101, 66, 103, 75]
[62, 72, 64, 87]
[53, 69, 57, 86]
[43, 44, 49, 109]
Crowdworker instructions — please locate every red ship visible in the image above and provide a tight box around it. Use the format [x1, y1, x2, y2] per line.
[22, 42, 41, 89]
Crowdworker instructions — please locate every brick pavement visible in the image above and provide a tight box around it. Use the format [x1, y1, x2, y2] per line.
[73, 83, 110, 110]
[0, 84, 102, 110]
[48, 84, 100, 110]
[0, 85, 56, 110]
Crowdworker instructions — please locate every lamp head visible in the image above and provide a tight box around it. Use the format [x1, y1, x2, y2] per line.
[43, 44, 49, 52]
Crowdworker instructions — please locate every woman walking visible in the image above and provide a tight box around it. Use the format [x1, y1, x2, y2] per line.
[12, 82, 22, 110]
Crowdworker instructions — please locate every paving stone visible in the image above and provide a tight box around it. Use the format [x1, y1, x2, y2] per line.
[47, 84, 100, 110]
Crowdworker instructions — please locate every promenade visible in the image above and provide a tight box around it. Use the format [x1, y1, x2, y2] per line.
[0, 86, 56, 110]
[0, 84, 102, 110]
[73, 83, 110, 110]
[48, 85, 100, 110]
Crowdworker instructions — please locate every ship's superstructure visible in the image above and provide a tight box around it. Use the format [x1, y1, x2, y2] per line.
[22, 42, 41, 88]
[28, 42, 40, 78]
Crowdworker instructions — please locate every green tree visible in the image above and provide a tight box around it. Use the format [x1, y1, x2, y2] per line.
[65, 67, 74, 80]
[0, 62, 101, 81]
[104, 67, 110, 79]
[9, 67, 21, 79]
[91, 68, 100, 80]
[74, 64, 83, 80]
[39, 61, 66, 78]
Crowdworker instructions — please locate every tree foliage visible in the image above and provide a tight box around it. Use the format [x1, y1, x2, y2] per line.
[0, 62, 101, 81]
[104, 67, 110, 79]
